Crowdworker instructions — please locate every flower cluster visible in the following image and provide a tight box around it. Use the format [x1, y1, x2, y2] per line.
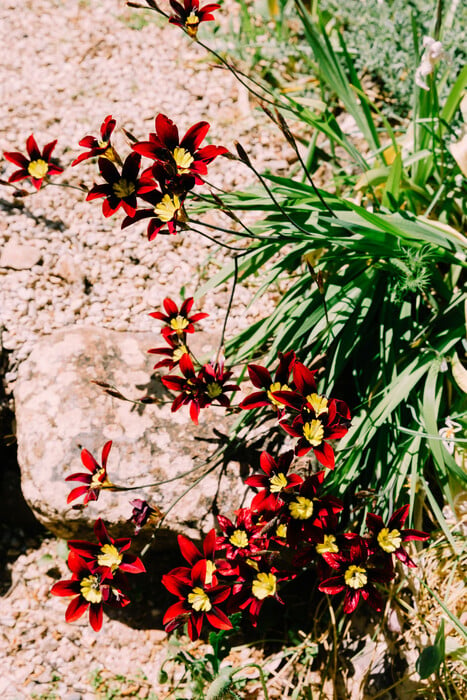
[241, 353, 351, 469]
[73, 113, 227, 240]
[148, 295, 239, 423]
[161, 448, 429, 638]
[51, 519, 145, 631]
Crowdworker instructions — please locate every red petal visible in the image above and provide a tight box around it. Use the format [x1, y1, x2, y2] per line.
[80, 448, 99, 472]
[65, 596, 88, 622]
[50, 580, 80, 597]
[178, 534, 202, 566]
[205, 608, 232, 630]
[343, 589, 360, 613]
[314, 441, 335, 469]
[67, 485, 89, 503]
[181, 121, 210, 152]
[247, 364, 271, 389]
[89, 603, 103, 631]
[155, 114, 179, 150]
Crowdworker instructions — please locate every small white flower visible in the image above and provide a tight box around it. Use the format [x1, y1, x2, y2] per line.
[439, 417, 462, 454]
[415, 36, 445, 91]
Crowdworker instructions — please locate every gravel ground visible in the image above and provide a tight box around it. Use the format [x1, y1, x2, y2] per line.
[0, 0, 292, 696]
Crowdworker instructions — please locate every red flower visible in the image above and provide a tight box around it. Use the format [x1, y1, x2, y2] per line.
[318, 537, 394, 613]
[230, 561, 284, 626]
[366, 505, 429, 567]
[245, 450, 303, 512]
[50, 551, 129, 631]
[4, 134, 63, 190]
[161, 354, 239, 424]
[169, 0, 220, 37]
[65, 441, 114, 505]
[67, 518, 146, 576]
[283, 472, 344, 548]
[148, 333, 189, 371]
[274, 364, 350, 469]
[239, 351, 296, 413]
[132, 113, 227, 184]
[216, 508, 268, 562]
[72, 115, 119, 166]
[162, 560, 232, 640]
[121, 186, 187, 240]
[149, 297, 209, 335]
[86, 153, 149, 218]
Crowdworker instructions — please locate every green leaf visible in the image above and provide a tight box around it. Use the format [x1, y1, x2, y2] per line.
[416, 644, 443, 679]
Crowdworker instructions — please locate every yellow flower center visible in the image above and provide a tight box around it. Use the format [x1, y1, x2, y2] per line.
[316, 534, 339, 555]
[204, 560, 216, 586]
[267, 382, 290, 407]
[185, 11, 200, 36]
[206, 382, 222, 399]
[377, 528, 402, 553]
[275, 523, 287, 539]
[173, 345, 188, 362]
[289, 496, 314, 520]
[269, 472, 288, 493]
[187, 587, 212, 612]
[80, 575, 103, 603]
[344, 565, 368, 589]
[302, 420, 324, 446]
[306, 393, 328, 415]
[112, 178, 135, 198]
[97, 544, 123, 572]
[229, 529, 249, 548]
[90, 467, 106, 489]
[170, 315, 189, 332]
[28, 159, 48, 179]
[252, 572, 277, 600]
[154, 194, 180, 222]
[173, 146, 194, 173]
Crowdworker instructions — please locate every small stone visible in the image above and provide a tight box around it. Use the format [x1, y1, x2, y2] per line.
[0, 239, 42, 270]
[54, 254, 84, 284]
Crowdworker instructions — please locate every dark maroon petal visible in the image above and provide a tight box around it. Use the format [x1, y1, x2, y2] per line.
[89, 603, 103, 631]
[188, 614, 203, 641]
[366, 513, 384, 532]
[93, 518, 111, 544]
[8, 169, 29, 183]
[239, 391, 269, 409]
[42, 140, 58, 161]
[270, 390, 303, 410]
[247, 364, 271, 389]
[343, 589, 360, 613]
[388, 504, 410, 530]
[395, 548, 417, 568]
[181, 121, 210, 152]
[65, 596, 88, 622]
[280, 421, 302, 439]
[364, 585, 384, 612]
[3, 151, 29, 168]
[180, 352, 195, 377]
[98, 157, 120, 183]
[155, 114, 179, 150]
[26, 134, 40, 160]
[122, 152, 141, 180]
[50, 580, 80, 597]
[293, 362, 318, 395]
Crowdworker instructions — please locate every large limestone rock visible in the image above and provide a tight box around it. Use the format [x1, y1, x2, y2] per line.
[14, 327, 245, 544]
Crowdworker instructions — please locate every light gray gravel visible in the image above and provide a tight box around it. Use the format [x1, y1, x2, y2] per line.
[0, 0, 292, 696]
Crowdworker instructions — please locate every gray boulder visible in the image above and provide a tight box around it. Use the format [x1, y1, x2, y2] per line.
[14, 327, 245, 544]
